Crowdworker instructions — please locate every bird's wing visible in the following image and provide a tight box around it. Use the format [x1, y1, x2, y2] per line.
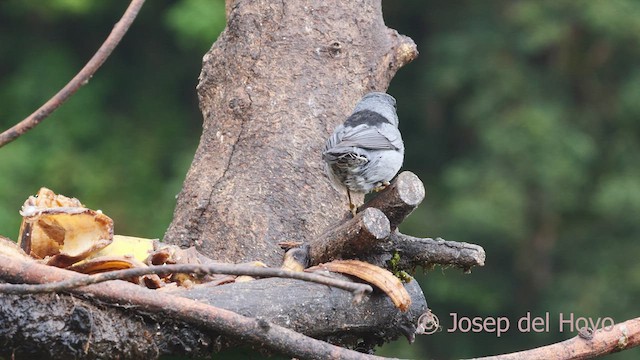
[336, 124, 401, 151]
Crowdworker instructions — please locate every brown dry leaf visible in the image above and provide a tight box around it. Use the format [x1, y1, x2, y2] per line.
[67, 255, 145, 274]
[307, 259, 412, 312]
[18, 187, 113, 267]
[147, 245, 187, 265]
[147, 245, 215, 266]
[141, 274, 165, 289]
[68, 255, 149, 285]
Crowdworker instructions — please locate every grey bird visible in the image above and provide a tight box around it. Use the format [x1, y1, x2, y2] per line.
[322, 92, 404, 215]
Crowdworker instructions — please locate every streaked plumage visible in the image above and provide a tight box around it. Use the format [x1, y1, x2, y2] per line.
[322, 92, 404, 213]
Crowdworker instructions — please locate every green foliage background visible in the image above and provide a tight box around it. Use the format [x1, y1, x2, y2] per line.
[0, 1, 638, 359]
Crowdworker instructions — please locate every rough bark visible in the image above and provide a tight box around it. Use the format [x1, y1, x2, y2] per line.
[163, 0, 417, 267]
[0, 293, 210, 359]
[177, 277, 427, 344]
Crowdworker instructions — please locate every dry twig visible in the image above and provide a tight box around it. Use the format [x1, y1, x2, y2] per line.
[0, 262, 372, 296]
[0, 0, 146, 148]
[469, 317, 640, 360]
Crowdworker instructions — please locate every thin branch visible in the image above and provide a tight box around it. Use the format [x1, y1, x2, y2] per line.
[0, 0, 146, 148]
[0, 254, 394, 360]
[468, 317, 640, 360]
[0, 262, 372, 296]
[382, 231, 485, 271]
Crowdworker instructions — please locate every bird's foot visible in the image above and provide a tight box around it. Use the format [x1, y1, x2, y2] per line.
[349, 202, 358, 217]
[373, 181, 391, 192]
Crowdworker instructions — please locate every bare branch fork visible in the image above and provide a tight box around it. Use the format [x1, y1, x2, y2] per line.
[0, 0, 146, 148]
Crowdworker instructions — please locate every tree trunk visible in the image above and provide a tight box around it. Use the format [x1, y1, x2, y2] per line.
[163, 0, 417, 266]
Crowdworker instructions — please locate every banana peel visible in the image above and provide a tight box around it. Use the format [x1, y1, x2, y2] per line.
[235, 261, 268, 282]
[18, 188, 113, 268]
[86, 235, 156, 263]
[11, 188, 348, 291]
[307, 259, 412, 312]
[9, 188, 248, 289]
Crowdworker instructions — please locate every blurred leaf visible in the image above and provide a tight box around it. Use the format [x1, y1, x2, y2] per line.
[2, 0, 104, 18]
[165, 0, 226, 50]
[592, 170, 640, 226]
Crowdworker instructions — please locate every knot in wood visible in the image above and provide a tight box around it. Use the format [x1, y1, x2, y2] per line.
[327, 41, 343, 58]
[68, 305, 93, 334]
[228, 96, 250, 116]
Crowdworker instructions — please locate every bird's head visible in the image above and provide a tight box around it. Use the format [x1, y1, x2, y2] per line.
[353, 92, 399, 127]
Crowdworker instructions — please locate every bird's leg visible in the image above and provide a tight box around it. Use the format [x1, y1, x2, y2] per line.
[373, 181, 391, 192]
[347, 189, 357, 216]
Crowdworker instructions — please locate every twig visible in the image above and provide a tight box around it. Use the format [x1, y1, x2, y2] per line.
[0, 262, 372, 296]
[0, 254, 394, 360]
[0, 0, 146, 148]
[468, 317, 640, 360]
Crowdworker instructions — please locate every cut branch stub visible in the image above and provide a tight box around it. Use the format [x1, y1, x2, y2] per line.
[367, 231, 486, 272]
[360, 171, 425, 230]
[310, 207, 390, 265]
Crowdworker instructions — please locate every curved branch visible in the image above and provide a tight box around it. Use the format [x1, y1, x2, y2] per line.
[0, 254, 395, 360]
[0, 262, 372, 296]
[0, 0, 146, 148]
[469, 317, 640, 360]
